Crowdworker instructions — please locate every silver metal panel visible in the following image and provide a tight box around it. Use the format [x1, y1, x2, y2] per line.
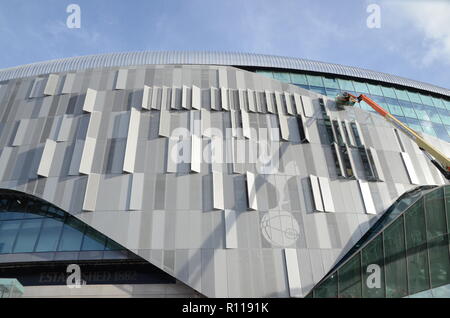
[213, 172, 225, 210]
[333, 143, 346, 177]
[357, 180, 376, 215]
[318, 176, 335, 212]
[37, 139, 57, 177]
[83, 173, 100, 211]
[0, 51, 448, 96]
[57, 115, 75, 142]
[309, 175, 324, 212]
[61, 73, 75, 94]
[29, 78, 45, 98]
[293, 93, 303, 115]
[265, 90, 275, 114]
[210, 87, 222, 110]
[68, 140, 84, 175]
[369, 147, 384, 181]
[83, 88, 97, 113]
[284, 248, 302, 297]
[401, 152, 420, 184]
[159, 110, 171, 137]
[78, 137, 96, 175]
[221, 87, 229, 111]
[151, 86, 161, 110]
[171, 87, 182, 110]
[224, 209, 238, 249]
[129, 173, 144, 210]
[246, 171, 258, 210]
[12, 119, 30, 146]
[344, 120, 356, 146]
[278, 113, 290, 141]
[142, 85, 152, 110]
[284, 92, 295, 115]
[247, 89, 256, 112]
[123, 108, 141, 173]
[115, 69, 128, 90]
[192, 85, 201, 110]
[190, 111, 202, 173]
[301, 95, 314, 117]
[241, 110, 251, 139]
[182, 85, 191, 110]
[43, 74, 59, 96]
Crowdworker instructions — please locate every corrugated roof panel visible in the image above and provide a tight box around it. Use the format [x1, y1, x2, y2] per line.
[0, 51, 448, 97]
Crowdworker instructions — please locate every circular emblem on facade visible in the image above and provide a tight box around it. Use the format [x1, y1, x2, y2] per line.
[260, 211, 300, 247]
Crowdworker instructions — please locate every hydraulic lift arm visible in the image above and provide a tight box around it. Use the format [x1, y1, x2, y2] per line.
[336, 92, 450, 180]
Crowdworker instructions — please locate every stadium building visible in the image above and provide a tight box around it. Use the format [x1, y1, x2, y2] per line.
[0, 51, 449, 298]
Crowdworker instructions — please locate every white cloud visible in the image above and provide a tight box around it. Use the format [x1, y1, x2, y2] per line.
[388, 0, 450, 66]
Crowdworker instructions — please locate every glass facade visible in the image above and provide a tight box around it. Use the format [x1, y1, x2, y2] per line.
[308, 185, 450, 298]
[0, 189, 124, 254]
[257, 70, 450, 142]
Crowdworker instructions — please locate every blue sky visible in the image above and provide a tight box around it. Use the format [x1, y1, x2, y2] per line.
[0, 0, 449, 88]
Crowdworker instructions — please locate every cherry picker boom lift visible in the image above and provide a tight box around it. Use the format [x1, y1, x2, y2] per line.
[335, 92, 450, 180]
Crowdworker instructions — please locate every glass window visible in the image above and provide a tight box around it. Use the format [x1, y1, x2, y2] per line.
[35, 218, 63, 252]
[432, 124, 450, 142]
[309, 86, 326, 95]
[394, 89, 410, 101]
[338, 79, 355, 92]
[384, 216, 408, 298]
[57, 217, 85, 251]
[325, 88, 341, 98]
[13, 219, 42, 253]
[398, 100, 417, 119]
[272, 72, 291, 83]
[444, 99, 450, 111]
[425, 188, 446, 240]
[405, 199, 430, 294]
[306, 75, 323, 87]
[420, 122, 436, 137]
[323, 77, 339, 89]
[405, 118, 423, 132]
[423, 105, 443, 124]
[362, 235, 385, 297]
[81, 227, 107, 251]
[350, 123, 363, 147]
[340, 145, 355, 178]
[386, 98, 404, 117]
[437, 108, 450, 125]
[419, 94, 434, 107]
[407, 91, 422, 104]
[314, 274, 338, 298]
[352, 81, 370, 94]
[381, 86, 397, 99]
[0, 220, 21, 254]
[413, 103, 431, 121]
[290, 73, 308, 85]
[431, 97, 446, 109]
[428, 235, 450, 288]
[367, 84, 383, 96]
[338, 253, 362, 298]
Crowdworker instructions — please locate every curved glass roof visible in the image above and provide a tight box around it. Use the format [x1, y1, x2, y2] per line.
[0, 51, 448, 97]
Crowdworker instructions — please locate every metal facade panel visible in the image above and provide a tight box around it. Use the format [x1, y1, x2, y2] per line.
[37, 139, 57, 177]
[83, 88, 97, 113]
[400, 152, 420, 184]
[309, 175, 324, 212]
[192, 85, 201, 110]
[284, 248, 302, 297]
[44, 74, 59, 96]
[357, 180, 377, 215]
[224, 209, 238, 249]
[123, 108, 141, 173]
[301, 95, 314, 117]
[142, 85, 152, 110]
[318, 176, 335, 212]
[246, 171, 258, 210]
[115, 69, 128, 90]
